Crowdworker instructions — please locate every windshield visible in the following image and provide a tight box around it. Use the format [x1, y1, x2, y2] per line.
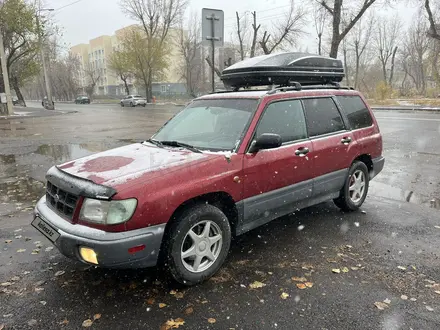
[133, 95, 142, 98]
[153, 99, 258, 151]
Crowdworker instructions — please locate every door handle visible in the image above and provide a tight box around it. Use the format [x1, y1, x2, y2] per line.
[295, 147, 309, 156]
[341, 137, 352, 145]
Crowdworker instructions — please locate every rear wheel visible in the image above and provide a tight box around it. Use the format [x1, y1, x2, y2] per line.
[334, 161, 369, 211]
[165, 204, 231, 286]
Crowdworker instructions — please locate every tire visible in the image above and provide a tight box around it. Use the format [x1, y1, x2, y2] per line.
[130, 102, 134, 107]
[164, 204, 231, 286]
[334, 161, 370, 212]
[142, 104, 146, 107]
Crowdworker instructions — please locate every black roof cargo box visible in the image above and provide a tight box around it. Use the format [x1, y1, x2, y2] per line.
[221, 52, 344, 89]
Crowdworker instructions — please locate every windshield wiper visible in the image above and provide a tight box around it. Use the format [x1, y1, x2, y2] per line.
[159, 140, 202, 153]
[145, 138, 164, 147]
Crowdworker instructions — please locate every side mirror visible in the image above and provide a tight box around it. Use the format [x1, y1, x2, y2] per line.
[249, 133, 282, 153]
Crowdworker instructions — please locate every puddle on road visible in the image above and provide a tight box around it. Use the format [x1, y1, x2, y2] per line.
[36, 143, 103, 163]
[370, 181, 439, 210]
[0, 142, 133, 204]
[0, 177, 45, 204]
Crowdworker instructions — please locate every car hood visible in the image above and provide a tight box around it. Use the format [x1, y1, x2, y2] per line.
[57, 143, 215, 188]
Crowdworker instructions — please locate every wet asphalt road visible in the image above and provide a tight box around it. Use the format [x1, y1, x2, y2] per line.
[1, 102, 440, 329]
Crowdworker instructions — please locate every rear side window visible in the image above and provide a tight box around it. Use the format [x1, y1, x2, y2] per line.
[302, 98, 345, 137]
[256, 99, 307, 143]
[336, 95, 373, 129]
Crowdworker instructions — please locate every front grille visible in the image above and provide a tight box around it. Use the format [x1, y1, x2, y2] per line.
[46, 181, 79, 219]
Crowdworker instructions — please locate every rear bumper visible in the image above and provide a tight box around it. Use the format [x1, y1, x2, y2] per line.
[370, 156, 385, 179]
[33, 196, 165, 269]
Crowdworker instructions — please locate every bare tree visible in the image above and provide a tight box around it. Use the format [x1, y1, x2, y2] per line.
[235, 12, 247, 61]
[84, 64, 100, 100]
[120, 0, 187, 102]
[401, 11, 430, 94]
[259, 0, 307, 55]
[313, 3, 328, 55]
[374, 16, 401, 85]
[317, 0, 378, 58]
[178, 14, 203, 97]
[349, 14, 375, 89]
[425, 0, 440, 41]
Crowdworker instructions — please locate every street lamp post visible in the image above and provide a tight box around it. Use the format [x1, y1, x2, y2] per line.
[36, 7, 54, 110]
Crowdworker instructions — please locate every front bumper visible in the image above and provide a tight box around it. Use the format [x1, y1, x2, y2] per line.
[33, 196, 166, 268]
[370, 156, 385, 179]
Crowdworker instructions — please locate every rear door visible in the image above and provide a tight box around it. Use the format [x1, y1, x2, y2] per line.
[240, 98, 314, 233]
[302, 97, 357, 198]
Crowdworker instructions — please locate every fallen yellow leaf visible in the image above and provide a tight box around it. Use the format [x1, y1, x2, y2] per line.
[296, 283, 307, 289]
[291, 277, 307, 282]
[397, 266, 406, 270]
[249, 281, 266, 289]
[305, 282, 314, 288]
[170, 290, 177, 295]
[374, 302, 389, 310]
[161, 318, 185, 329]
[351, 267, 359, 271]
[0, 324, 4, 330]
[17, 249, 26, 253]
[175, 292, 184, 299]
[93, 314, 101, 321]
[184, 307, 194, 315]
[281, 292, 289, 299]
[341, 267, 349, 273]
[208, 318, 216, 324]
[435, 291, 440, 295]
[4, 240, 12, 243]
[159, 303, 167, 308]
[146, 298, 155, 305]
[82, 319, 93, 327]
[332, 268, 341, 274]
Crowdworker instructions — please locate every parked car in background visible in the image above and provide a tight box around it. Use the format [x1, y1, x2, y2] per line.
[120, 95, 147, 107]
[75, 96, 90, 104]
[12, 96, 19, 105]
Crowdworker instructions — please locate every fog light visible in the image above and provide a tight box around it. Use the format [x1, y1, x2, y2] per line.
[79, 247, 98, 265]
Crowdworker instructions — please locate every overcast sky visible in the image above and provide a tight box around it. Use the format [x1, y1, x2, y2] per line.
[46, 0, 420, 53]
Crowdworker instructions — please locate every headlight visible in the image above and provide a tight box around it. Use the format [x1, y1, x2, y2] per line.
[79, 198, 137, 225]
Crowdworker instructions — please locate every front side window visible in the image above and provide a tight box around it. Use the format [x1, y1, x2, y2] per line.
[153, 99, 258, 151]
[302, 97, 345, 137]
[336, 95, 373, 129]
[255, 99, 307, 143]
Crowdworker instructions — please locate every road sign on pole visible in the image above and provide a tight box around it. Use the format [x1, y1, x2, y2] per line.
[202, 8, 224, 93]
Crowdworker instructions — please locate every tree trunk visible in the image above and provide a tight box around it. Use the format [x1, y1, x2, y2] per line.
[354, 42, 360, 89]
[122, 78, 130, 95]
[343, 47, 350, 86]
[382, 62, 387, 84]
[318, 34, 322, 56]
[12, 76, 26, 107]
[146, 70, 153, 103]
[329, 0, 342, 58]
[388, 46, 398, 87]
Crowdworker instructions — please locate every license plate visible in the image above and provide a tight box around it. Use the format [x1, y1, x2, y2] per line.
[32, 217, 60, 242]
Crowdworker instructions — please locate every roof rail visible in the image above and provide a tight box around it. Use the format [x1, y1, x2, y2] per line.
[267, 81, 354, 95]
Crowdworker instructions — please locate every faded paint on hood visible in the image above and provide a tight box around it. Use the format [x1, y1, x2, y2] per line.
[58, 143, 211, 187]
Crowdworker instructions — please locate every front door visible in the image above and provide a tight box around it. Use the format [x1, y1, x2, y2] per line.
[239, 99, 314, 234]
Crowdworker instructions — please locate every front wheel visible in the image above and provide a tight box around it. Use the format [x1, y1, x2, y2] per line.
[334, 161, 369, 212]
[130, 102, 134, 107]
[165, 204, 231, 286]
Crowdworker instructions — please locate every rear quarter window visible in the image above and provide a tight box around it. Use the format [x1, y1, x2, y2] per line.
[336, 95, 373, 129]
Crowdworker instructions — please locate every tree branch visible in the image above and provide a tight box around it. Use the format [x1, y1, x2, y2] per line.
[340, 0, 376, 41]
[319, 0, 333, 16]
[205, 56, 221, 77]
[425, 0, 440, 41]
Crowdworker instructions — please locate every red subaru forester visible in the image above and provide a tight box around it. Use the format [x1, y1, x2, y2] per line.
[33, 53, 384, 285]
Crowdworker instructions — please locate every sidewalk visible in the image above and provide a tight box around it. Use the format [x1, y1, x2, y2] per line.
[0, 106, 76, 120]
